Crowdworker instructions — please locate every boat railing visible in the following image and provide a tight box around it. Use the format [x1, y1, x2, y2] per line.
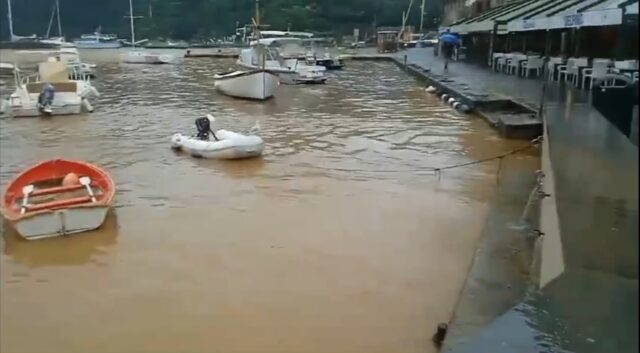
[19, 72, 39, 87]
[68, 67, 91, 82]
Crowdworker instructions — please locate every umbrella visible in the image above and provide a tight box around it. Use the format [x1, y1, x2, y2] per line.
[439, 33, 460, 45]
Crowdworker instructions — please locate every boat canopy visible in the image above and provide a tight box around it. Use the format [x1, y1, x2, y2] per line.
[0, 62, 17, 71]
[38, 61, 70, 82]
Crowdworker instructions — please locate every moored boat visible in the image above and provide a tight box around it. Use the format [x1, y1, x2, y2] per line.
[214, 69, 279, 100]
[7, 59, 97, 117]
[73, 33, 122, 49]
[1, 159, 115, 240]
[121, 50, 174, 64]
[121, 0, 174, 65]
[171, 115, 264, 160]
[237, 46, 325, 84]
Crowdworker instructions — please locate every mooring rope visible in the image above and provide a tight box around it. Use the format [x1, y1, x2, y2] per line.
[431, 135, 543, 180]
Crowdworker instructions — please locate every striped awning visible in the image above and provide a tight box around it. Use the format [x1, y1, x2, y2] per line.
[444, 0, 568, 34]
[508, 0, 638, 31]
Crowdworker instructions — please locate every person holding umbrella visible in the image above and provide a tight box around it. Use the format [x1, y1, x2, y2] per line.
[439, 30, 461, 71]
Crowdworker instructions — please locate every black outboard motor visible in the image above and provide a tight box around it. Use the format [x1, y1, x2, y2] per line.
[38, 82, 55, 114]
[195, 116, 218, 141]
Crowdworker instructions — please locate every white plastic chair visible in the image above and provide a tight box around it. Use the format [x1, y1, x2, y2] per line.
[547, 57, 564, 81]
[498, 53, 513, 73]
[491, 52, 504, 70]
[557, 58, 575, 82]
[507, 54, 526, 75]
[581, 61, 612, 89]
[520, 57, 544, 78]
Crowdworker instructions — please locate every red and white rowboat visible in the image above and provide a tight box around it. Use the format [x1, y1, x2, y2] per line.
[1, 159, 115, 240]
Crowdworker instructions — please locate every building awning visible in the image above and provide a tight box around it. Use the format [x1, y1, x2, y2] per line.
[446, 0, 568, 34]
[508, 0, 638, 31]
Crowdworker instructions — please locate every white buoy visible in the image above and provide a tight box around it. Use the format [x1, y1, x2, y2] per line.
[448, 97, 456, 105]
[441, 94, 449, 102]
[426, 86, 437, 93]
[453, 102, 461, 109]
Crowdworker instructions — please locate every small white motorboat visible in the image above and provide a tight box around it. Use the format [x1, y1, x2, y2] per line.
[214, 69, 279, 100]
[7, 59, 97, 117]
[122, 50, 174, 64]
[171, 115, 264, 160]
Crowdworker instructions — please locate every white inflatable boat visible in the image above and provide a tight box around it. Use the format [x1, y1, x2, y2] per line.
[171, 130, 264, 159]
[172, 114, 264, 159]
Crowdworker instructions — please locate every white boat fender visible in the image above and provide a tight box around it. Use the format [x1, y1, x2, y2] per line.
[452, 102, 461, 109]
[171, 133, 184, 149]
[82, 99, 94, 112]
[456, 104, 471, 113]
[441, 94, 449, 102]
[447, 97, 456, 105]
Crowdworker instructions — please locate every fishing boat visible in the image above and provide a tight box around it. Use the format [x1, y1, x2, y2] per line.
[1, 159, 115, 240]
[237, 46, 325, 84]
[214, 69, 279, 100]
[171, 115, 264, 160]
[7, 59, 97, 117]
[121, 0, 174, 64]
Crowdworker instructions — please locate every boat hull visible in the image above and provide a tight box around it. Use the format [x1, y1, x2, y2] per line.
[11, 206, 110, 240]
[9, 102, 83, 117]
[316, 58, 343, 70]
[74, 41, 122, 49]
[214, 70, 279, 100]
[171, 130, 264, 160]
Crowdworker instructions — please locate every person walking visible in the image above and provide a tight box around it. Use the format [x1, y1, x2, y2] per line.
[439, 30, 460, 71]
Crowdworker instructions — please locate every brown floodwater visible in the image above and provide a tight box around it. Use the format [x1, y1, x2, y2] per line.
[0, 49, 539, 353]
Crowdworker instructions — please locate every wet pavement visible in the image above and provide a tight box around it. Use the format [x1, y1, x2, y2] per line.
[0, 49, 540, 353]
[385, 48, 638, 353]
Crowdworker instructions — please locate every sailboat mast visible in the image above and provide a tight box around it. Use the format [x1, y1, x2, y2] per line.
[255, 0, 260, 37]
[56, 0, 62, 37]
[46, 2, 55, 38]
[419, 0, 426, 32]
[129, 0, 135, 48]
[7, 0, 14, 39]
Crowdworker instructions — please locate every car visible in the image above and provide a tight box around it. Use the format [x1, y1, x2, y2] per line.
[350, 41, 366, 49]
[418, 38, 438, 47]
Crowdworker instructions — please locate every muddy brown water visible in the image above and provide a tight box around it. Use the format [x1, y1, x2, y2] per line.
[0, 49, 539, 353]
